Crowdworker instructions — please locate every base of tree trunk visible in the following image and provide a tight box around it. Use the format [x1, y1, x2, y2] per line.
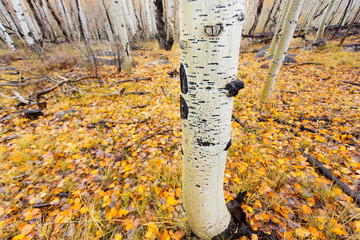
[212, 192, 276, 240]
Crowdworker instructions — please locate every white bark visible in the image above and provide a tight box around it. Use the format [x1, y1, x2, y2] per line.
[268, 0, 291, 56]
[57, 0, 74, 40]
[0, 0, 22, 40]
[126, 0, 137, 27]
[180, 0, 245, 238]
[19, 0, 41, 41]
[315, 0, 338, 41]
[165, 0, 175, 43]
[304, 0, 323, 35]
[12, 0, 36, 47]
[76, 0, 89, 40]
[145, 0, 153, 36]
[260, 0, 304, 103]
[122, 0, 136, 37]
[0, 22, 16, 51]
[298, 0, 315, 33]
[109, 0, 132, 74]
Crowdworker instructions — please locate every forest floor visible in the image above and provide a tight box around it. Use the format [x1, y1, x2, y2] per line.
[0, 34, 359, 240]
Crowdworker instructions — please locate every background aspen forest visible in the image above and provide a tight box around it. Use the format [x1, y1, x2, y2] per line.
[0, 0, 360, 239]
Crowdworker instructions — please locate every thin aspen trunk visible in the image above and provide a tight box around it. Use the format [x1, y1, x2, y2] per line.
[145, 0, 153, 37]
[304, 0, 323, 36]
[19, 0, 42, 42]
[109, 0, 132, 74]
[25, 0, 46, 40]
[43, 0, 69, 40]
[154, 0, 174, 50]
[12, 0, 39, 50]
[166, 0, 175, 46]
[268, 0, 291, 56]
[38, 0, 57, 40]
[315, 0, 337, 41]
[75, 0, 89, 40]
[243, 0, 256, 34]
[0, 0, 23, 41]
[0, 21, 16, 51]
[260, 0, 304, 104]
[180, 0, 245, 238]
[343, 0, 357, 24]
[97, 0, 114, 41]
[249, 0, 264, 34]
[57, 0, 73, 40]
[262, 0, 279, 32]
[339, 6, 360, 45]
[122, 0, 136, 37]
[297, 0, 315, 34]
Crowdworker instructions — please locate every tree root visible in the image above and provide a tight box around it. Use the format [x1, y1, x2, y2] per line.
[211, 192, 276, 240]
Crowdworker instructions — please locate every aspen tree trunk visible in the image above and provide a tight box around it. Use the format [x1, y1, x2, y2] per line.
[249, 0, 264, 34]
[180, 0, 245, 238]
[304, 0, 323, 36]
[125, 0, 137, 28]
[260, 0, 304, 104]
[12, 0, 39, 50]
[0, 22, 16, 51]
[75, 0, 89, 40]
[57, 0, 74, 40]
[121, 0, 136, 37]
[43, 0, 69, 40]
[0, 0, 23, 41]
[19, 0, 42, 42]
[243, 0, 256, 34]
[110, 0, 132, 74]
[339, 6, 360, 45]
[145, 0, 153, 37]
[154, 0, 174, 50]
[166, 0, 175, 48]
[315, 0, 337, 41]
[268, 0, 291, 56]
[297, 0, 315, 34]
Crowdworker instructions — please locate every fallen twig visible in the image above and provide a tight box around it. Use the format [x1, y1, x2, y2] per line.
[125, 129, 172, 150]
[232, 114, 250, 132]
[343, 81, 360, 87]
[303, 153, 360, 206]
[87, 118, 149, 128]
[132, 103, 150, 109]
[110, 76, 152, 86]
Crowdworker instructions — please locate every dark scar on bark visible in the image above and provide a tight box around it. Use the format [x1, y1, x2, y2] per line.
[180, 63, 188, 94]
[224, 139, 231, 150]
[197, 139, 215, 147]
[180, 95, 188, 119]
[204, 23, 224, 37]
[181, 147, 183, 155]
[225, 79, 244, 97]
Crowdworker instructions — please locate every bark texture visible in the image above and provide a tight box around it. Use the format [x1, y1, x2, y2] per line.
[180, 0, 245, 238]
[260, 0, 304, 103]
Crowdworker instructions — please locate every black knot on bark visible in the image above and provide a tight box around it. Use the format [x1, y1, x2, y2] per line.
[225, 79, 244, 97]
[237, 12, 245, 22]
